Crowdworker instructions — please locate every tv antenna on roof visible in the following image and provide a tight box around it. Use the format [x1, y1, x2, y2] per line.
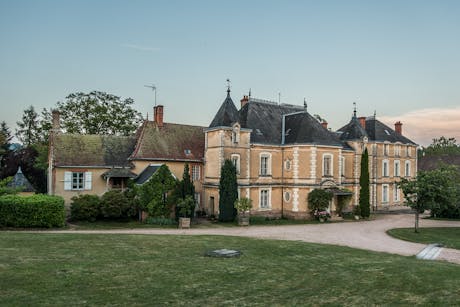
[144, 84, 157, 106]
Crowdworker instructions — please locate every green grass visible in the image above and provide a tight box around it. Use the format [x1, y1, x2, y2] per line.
[1, 234, 460, 306]
[388, 227, 460, 250]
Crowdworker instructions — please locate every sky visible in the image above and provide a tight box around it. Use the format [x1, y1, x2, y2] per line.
[1, 0, 459, 146]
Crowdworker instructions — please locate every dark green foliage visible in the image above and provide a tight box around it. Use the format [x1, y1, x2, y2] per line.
[181, 163, 195, 198]
[173, 163, 196, 218]
[307, 189, 333, 212]
[423, 136, 460, 156]
[359, 148, 370, 218]
[144, 217, 177, 225]
[70, 194, 100, 222]
[138, 165, 177, 218]
[176, 195, 196, 217]
[0, 177, 19, 196]
[0, 194, 65, 228]
[100, 190, 131, 219]
[218, 159, 238, 222]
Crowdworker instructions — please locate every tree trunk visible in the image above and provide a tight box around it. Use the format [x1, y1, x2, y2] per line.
[414, 211, 419, 233]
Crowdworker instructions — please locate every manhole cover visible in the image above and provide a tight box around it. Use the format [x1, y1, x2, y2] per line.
[205, 249, 242, 258]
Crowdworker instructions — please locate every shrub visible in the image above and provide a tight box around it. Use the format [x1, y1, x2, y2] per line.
[176, 195, 196, 218]
[100, 190, 130, 219]
[307, 189, 333, 213]
[234, 197, 253, 216]
[145, 217, 177, 225]
[0, 194, 65, 228]
[70, 194, 100, 222]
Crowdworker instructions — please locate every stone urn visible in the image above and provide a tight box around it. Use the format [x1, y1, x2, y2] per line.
[237, 215, 250, 226]
[178, 217, 191, 229]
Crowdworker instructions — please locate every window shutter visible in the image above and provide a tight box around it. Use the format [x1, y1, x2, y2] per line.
[64, 172, 72, 191]
[84, 172, 92, 190]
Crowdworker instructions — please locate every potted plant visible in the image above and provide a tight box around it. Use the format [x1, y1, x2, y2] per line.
[353, 205, 361, 220]
[313, 209, 331, 222]
[307, 189, 333, 221]
[234, 197, 252, 226]
[177, 195, 195, 229]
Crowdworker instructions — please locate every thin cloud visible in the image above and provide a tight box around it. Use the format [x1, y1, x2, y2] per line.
[380, 106, 460, 147]
[121, 44, 160, 52]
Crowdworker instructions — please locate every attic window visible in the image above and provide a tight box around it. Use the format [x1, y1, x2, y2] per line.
[285, 128, 291, 136]
[384, 130, 390, 135]
[256, 129, 263, 136]
[184, 149, 191, 155]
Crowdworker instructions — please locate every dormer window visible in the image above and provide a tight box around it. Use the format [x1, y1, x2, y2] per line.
[232, 124, 240, 144]
[184, 149, 191, 155]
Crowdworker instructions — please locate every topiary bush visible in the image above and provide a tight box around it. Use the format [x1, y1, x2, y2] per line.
[0, 194, 65, 228]
[70, 194, 100, 222]
[307, 189, 333, 213]
[100, 190, 131, 219]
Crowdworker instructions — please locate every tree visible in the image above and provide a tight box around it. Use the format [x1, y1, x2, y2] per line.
[56, 91, 142, 135]
[173, 163, 196, 218]
[307, 189, 333, 212]
[219, 159, 238, 222]
[138, 165, 177, 218]
[359, 148, 370, 218]
[16, 106, 44, 146]
[0, 121, 12, 155]
[423, 136, 460, 156]
[399, 165, 460, 232]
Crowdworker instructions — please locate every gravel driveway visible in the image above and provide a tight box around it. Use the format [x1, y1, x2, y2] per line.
[43, 214, 460, 264]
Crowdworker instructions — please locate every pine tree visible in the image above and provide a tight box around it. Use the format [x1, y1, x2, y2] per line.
[181, 163, 195, 198]
[359, 148, 370, 218]
[219, 159, 238, 222]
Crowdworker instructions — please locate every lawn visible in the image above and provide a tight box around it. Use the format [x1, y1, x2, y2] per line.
[1, 233, 460, 306]
[387, 227, 460, 250]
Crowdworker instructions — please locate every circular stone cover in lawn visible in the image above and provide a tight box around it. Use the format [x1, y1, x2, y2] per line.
[205, 249, 242, 258]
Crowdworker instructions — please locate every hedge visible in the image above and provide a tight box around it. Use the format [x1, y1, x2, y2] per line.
[70, 194, 100, 222]
[0, 194, 65, 228]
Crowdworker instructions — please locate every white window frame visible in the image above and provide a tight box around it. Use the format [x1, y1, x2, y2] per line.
[192, 165, 201, 181]
[382, 184, 389, 203]
[232, 124, 240, 144]
[394, 160, 400, 177]
[322, 153, 333, 177]
[341, 156, 346, 177]
[393, 183, 400, 202]
[383, 144, 390, 156]
[382, 160, 389, 177]
[64, 171, 92, 191]
[405, 161, 411, 177]
[231, 154, 240, 175]
[259, 153, 271, 176]
[72, 172, 84, 190]
[284, 191, 291, 202]
[395, 145, 401, 157]
[407, 146, 412, 157]
[259, 188, 271, 209]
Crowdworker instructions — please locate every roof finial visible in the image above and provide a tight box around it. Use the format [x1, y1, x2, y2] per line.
[374, 110, 377, 118]
[249, 88, 251, 98]
[226, 78, 231, 95]
[353, 102, 357, 118]
[304, 98, 307, 111]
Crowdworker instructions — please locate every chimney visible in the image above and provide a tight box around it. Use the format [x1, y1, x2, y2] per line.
[395, 121, 402, 135]
[358, 116, 366, 129]
[154, 105, 164, 128]
[51, 110, 60, 131]
[321, 121, 328, 130]
[240, 95, 249, 108]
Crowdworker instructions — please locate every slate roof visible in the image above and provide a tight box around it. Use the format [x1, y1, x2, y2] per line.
[209, 90, 240, 128]
[130, 121, 205, 162]
[338, 116, 416, 145]
[7, 167, 35, 192]
[134, 165, 161, 184]
[53, 134, 136, 167]
[418, 154, 460, 171]
[101, 168, 137, 179]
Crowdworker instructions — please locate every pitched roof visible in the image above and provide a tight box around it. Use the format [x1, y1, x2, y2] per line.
[337, 116, 368, 141]
[53, 134, 136, 167]
[418, 154, 460, 171]
[101, 168, 137, 179]
[7, 167, 35, 192]
[364, 118, 416, 144]
[284, 112, 344, 146]
[209, 90, 239, 128]
[130, 121, 205, 162]
[134, 165, 161, 184]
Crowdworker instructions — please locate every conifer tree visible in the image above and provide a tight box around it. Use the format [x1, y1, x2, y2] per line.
[359, 148, 370, 218]
[219, 159, 238, 222]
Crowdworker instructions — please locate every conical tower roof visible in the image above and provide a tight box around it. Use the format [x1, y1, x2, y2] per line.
[209, 89, 239, 128]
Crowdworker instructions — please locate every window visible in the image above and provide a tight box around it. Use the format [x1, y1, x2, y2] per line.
[372, 144, 377, 155]
[285, 159, 291, 171]
[260, 189, 270, 209]
[395, 145, 401, 157]
[382, 160, 389, 177]
[64, 171, 92, 191]
[341, 156, 346, 177]
[260, 153, 271, 176]
[72, 172, 84, 190]
[232, 124, 240, 144]
[194, 193, 200, 208]
[382, 185, 389, 203]
[405, 161, 411, 177]
[323, 154, 333, 177]
[192, 165, 200, 181]
[383, 144, 390, 156]
[394, 160, 400, 177]
[284, 191, 291, 202]
[393, 184, 400, 202]
[231, 154, 240, 175]
[407, 147, 412, 157]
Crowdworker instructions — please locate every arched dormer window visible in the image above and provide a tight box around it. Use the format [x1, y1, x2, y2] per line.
[232, 123, 240, 144]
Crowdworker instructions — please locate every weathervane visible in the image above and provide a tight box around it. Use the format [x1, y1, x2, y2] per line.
[226, 79, 231, 93]
[144, 84, 157, 106]
[304, 98, 307, 111]
[353, 102, 357, 118]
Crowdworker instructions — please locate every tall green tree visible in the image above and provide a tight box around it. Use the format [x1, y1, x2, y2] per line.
[423, 136, 460, 156]
[359, 148, 370, 218]
[16, 106, 44, 146]
[0, 121, 12, 155]
[56, 91, 142, 135]
[219, 159, 238, 222]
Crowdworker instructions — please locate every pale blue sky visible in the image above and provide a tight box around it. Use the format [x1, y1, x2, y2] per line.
[1, 0, 459, 145]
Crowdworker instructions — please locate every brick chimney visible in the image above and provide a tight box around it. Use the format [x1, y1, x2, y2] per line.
[358, 116, 366, 129]
[51, 110, 60, 132]
[154, 105, 164, 128]
[395, 121, 402, 135]
[321, 121, 328, 130]
[240, 95, 249, 108]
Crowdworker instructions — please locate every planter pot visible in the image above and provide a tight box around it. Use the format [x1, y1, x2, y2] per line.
[319, 217, 326, 223]
[178, 217, 191, 229]
[354, 215, 360, 220]
[237, 215, 250, 226]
